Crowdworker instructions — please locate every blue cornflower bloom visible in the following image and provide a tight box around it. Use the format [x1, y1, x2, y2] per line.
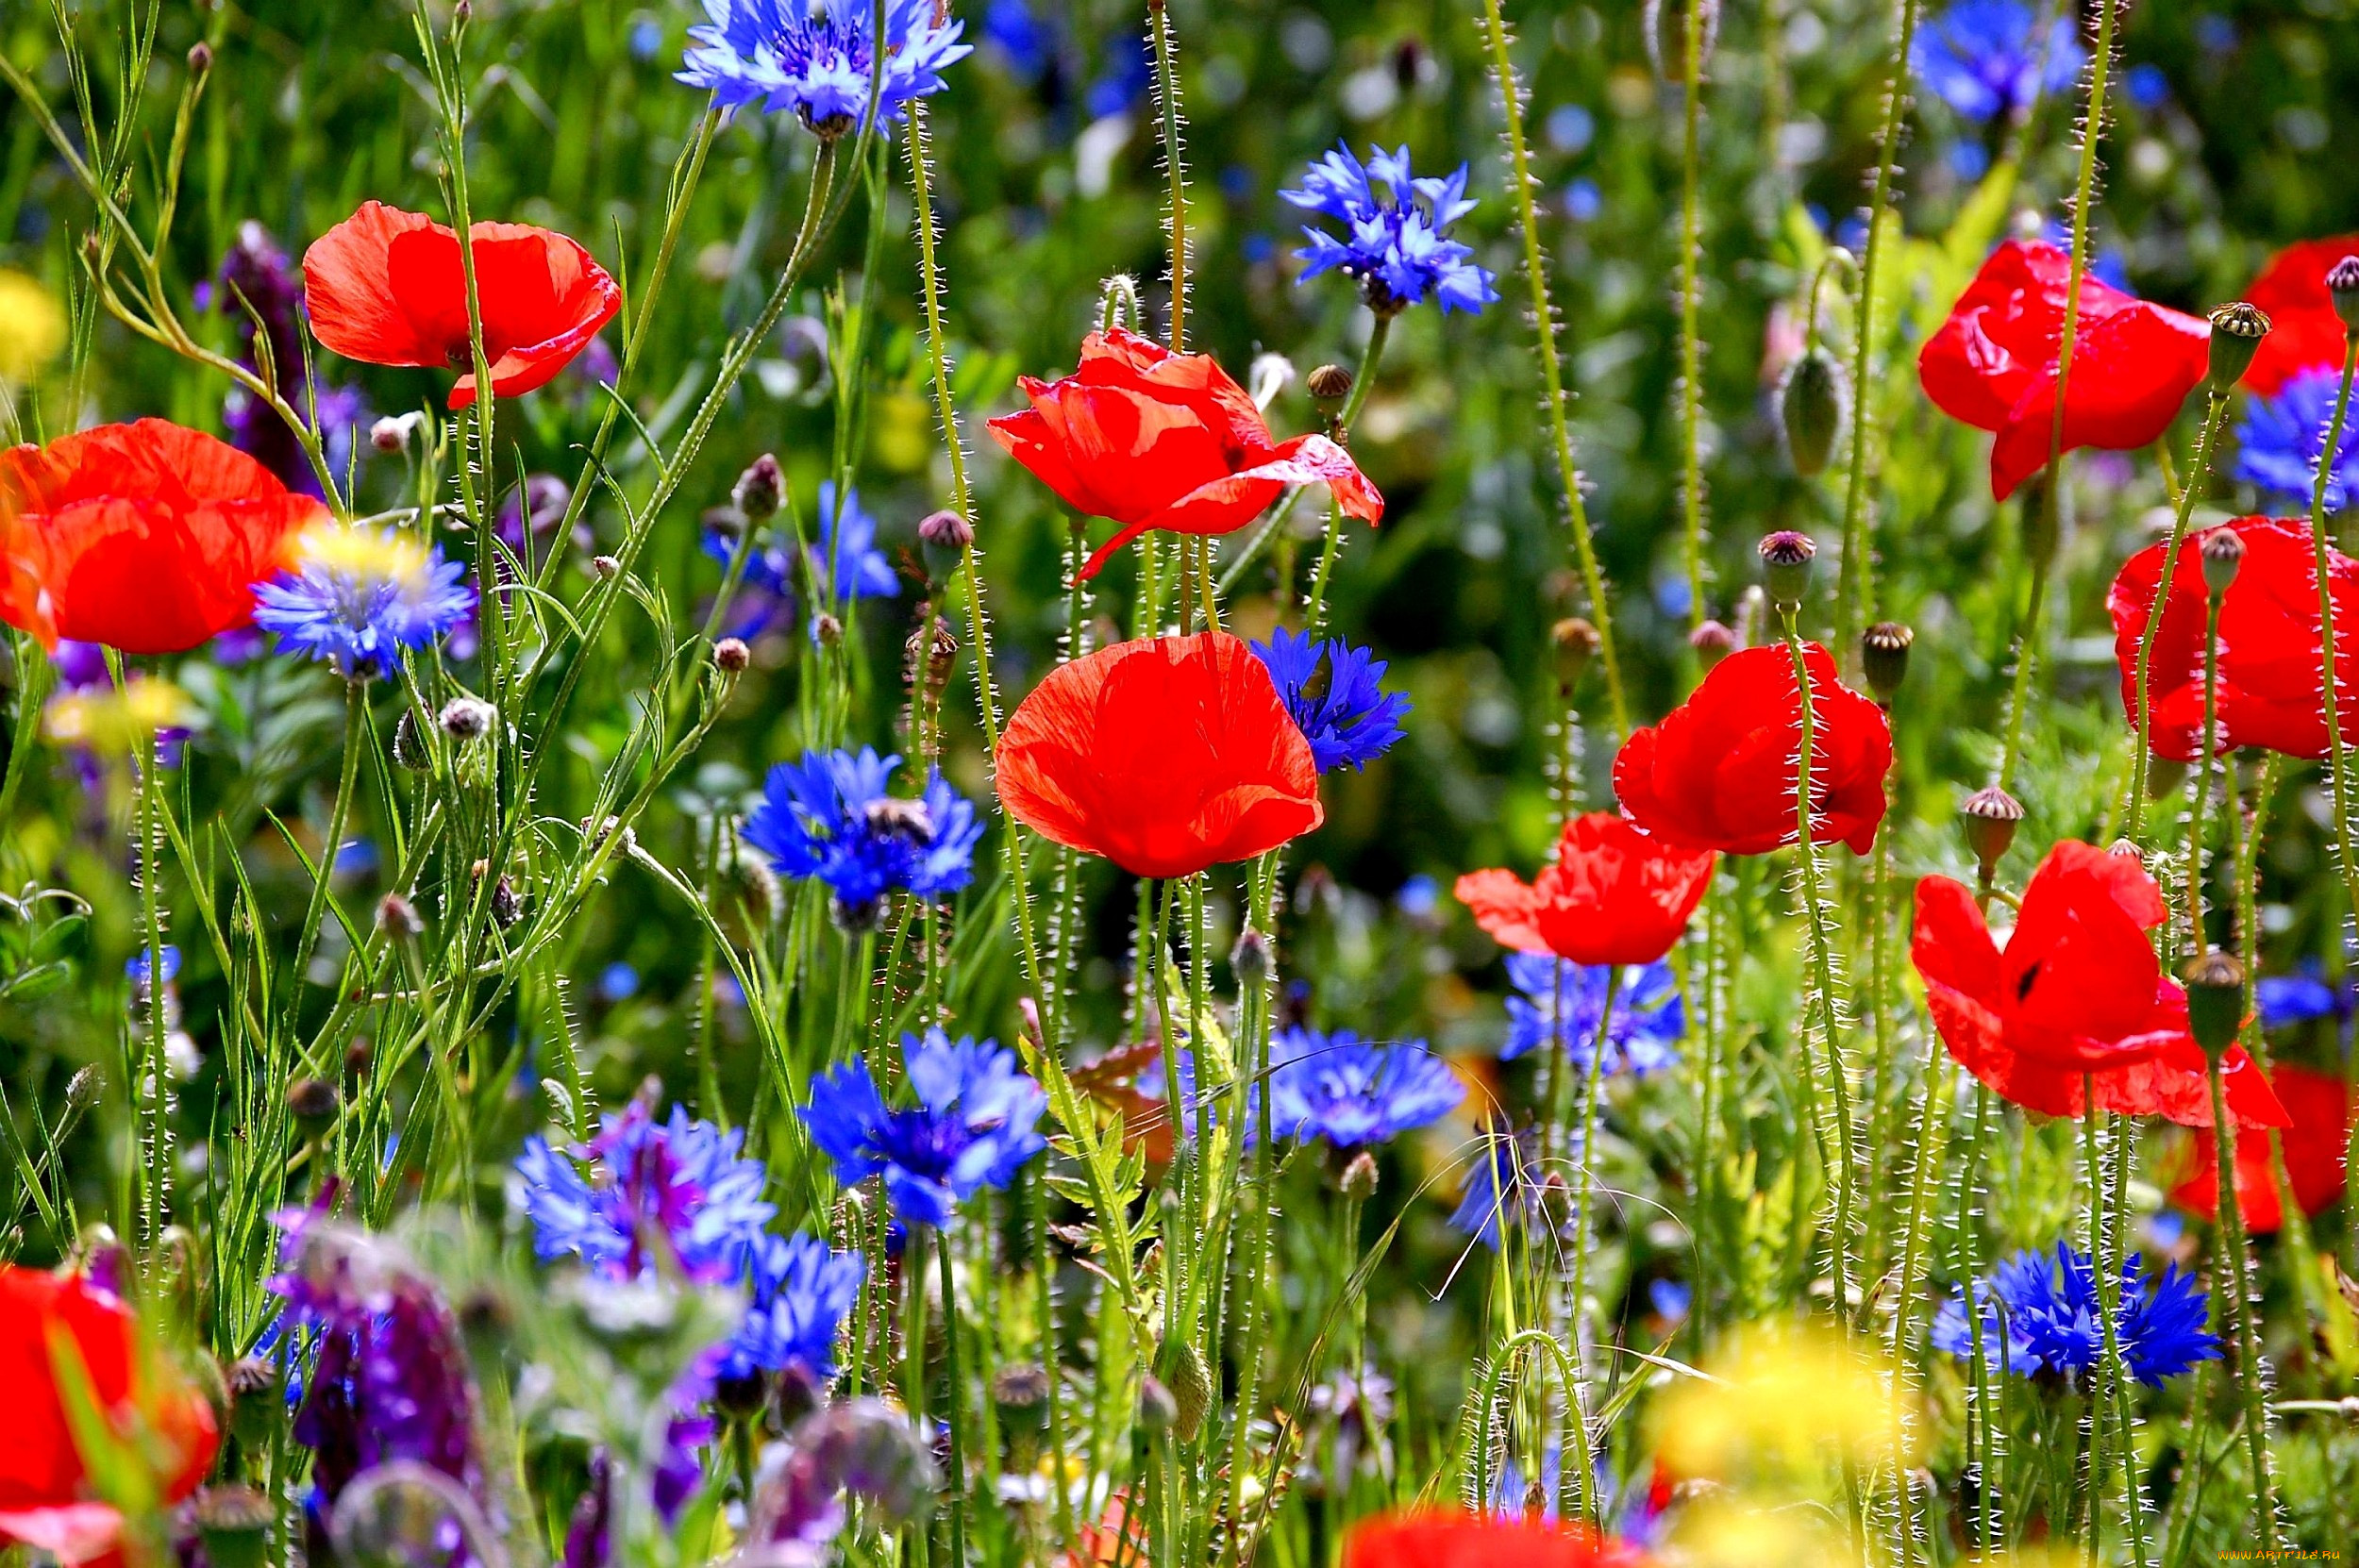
[2256, 961, 2353, 1030]
[1447, 1126, 1570, 1251]
[981, 0, 1053, 84]
[1267, 1027, 1464, 1146]
[803, 1029, 1048, 1226]
[717, 1231, 867, 1384]
[742, 747, 982, 922]
[253, 525, 476, 678]
[809, 482, 900, 617]
[678, 0, 971, 133]
[2234, 367, 2359, 510]
[1501, 953, 1685, 1076]
[126, 945, 182, 990]
[1932, 1241, 2221, 1387]
[1912, 0, 2083, 124]
[1084, 32, 1151, 119]
[1249, 626, 1410, 773]
[1281, 144, 1499, 316]
[703, 519, 799, 640]
[516, 1101, 778, 1283]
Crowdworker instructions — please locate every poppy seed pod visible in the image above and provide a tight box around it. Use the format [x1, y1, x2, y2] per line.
[2200, 526, 2245, 595]
[2330, 257, 2359, 333]
[1757, 531, 1815, 610]
[2181, 949, 2246, 1056]
[1551, 617, 1602, 691]
[2206, 303, 2272, 392]
[1688, 618, 1735, 670]
[1861, 622, 1914, 703]
[732, 454, 783, 522]
[1308, 362, 1355, 404]
[192, 1484, 272, 1568]
[1958, 784, 2024, 873]
[1779, 347, 1847, 477]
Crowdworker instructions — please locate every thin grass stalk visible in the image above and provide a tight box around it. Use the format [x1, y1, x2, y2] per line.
[2124, 392, 2231, 838]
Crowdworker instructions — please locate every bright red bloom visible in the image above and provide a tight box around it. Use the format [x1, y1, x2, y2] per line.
[2108, 515, 2359, 761]
[1341, 1510, 1652, 1568]
[303, 202, 620, 409]
[1918, 240, 2211, 501]
[2171, 1063, 2352, 1233]
[1612, 643, 1893, 857]
[0, 419, 326, 654]
[2239, 235, 2359, 396]
[996, 630, 1323, 878]
[1911, 842, 2288, 1128]
[987, 326, 1382, 580]
[0, 1268, 218, 1564]
[1454, 812, 1715, 966]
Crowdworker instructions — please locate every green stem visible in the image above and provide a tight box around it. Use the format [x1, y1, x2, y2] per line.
[2204, 1053, 2281, 1546]
[1564, 966, 1618, 1527]
[2126, 392, 2232, 839]
[935, 1226, 969, 1568]
[1996, 541, 2050, 799]
[1675, 8, 1708, 632]
[2307, 341, 2359, 1241]
[1147, 0, 1188, 346]
[2185, 590, 2225, 954]
[1301, 313, 1393, 635]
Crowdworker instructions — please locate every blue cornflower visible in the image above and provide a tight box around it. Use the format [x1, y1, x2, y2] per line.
[253, 525, 476, 678]
[703, 519, 799, 640]
[809, 482, 900, 617]
[717, 1231, 867, 1384]
[1932, 1241, 2221, 1387]
[1911, 0, 2083, 124]
[126, 944, 182, 990]
[516, 1101, 778, 1283]
[1249, 626, 1410, 773]
[742, 747, 982, 922]
[981, 0, 1054, 85]
[2256, 961, 2353, 1030]
[1267, 1027, 1464, 1146]
[1447, 1126, 1570, 1251]
[1501, 953, 1685, 1076]
[1084, 32, 1151, 119]
[678, 0, 971, 133]
[804, 1029, 1048, 1226]
[2234, 367, 2359, 510]
[1281, 144, 1499, 316]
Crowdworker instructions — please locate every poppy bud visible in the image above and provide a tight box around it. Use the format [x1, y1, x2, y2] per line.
[1136, 1373, 1180, 1437]
[1551, 617, 1601, 691]
[1645, 0, 1719, 80]
[2205, 303, 2271, 393]
[377, 892, 423, 941]
[1861, 622, 1914, 703]
[491, 877, 522, 928]
[193, 1484, 273, 1568]
[2200, 526, 2245, 596]
[453, 0, 472, 23]
[917, 509, 974, 551]
[393, 709, 431, 772]
[593, 554, 621, 580]
[732, 454, 783, 522]
[2146, 756, 2188, 799]
[187, 42, 214, 75]
[1757, 531, 1815, 611]
[440, 695, 495, 741]
[813, 612, 844, 646]
[714, 637, 751, 674]
[1688, 619, 1735, 669]
[1158, 1338, 1213, 1442]
[1230, 926, 1273, 982]
[286, 1076, 339, 1139]
[2181, 949, 2246, 1056]
[1308, 363, 1355, 404]
[1958, 785, 2023, 873]
[2328, 257, 2359, 333]
[1338, 1149, 1380, 1199]
[1779, 348, 1847, 477]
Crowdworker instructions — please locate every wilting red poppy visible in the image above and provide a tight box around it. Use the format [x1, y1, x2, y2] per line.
[1918, 240, 2210, 501]
[1911, 842, 2287, 1128]
[2239, 235, 2359, 396]
[303, 202, 620, 409]
[987, 326, 1382, 580]
[1341, 1510, 1652, 1568]
[2171, 1062, 2352, 1232]
[996, 630, 1322, 878]
[0, 420, 325, 654]
[0, 1267, 218, 1564]
[1612, 642, 1892, 857]
[1454, 812, 1715, 966]
[2109, 515, 2359, 761]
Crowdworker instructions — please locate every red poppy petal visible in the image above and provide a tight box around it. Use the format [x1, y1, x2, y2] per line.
[302, 202, 450, 368]
[1454, 869, 1550, 954]
[1909, 875, 2003, 1003]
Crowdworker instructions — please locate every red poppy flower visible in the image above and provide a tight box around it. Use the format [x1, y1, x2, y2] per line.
[302, 202, 620, 409]
[2239, 235, 2359, 396]
[996, 630, 1322, 878]
[1918, 240, 2211, 501]
[2109, 515, 2359, 761]
[0, 1267, 218, 1564]
[986, 326, 1382, 580]
[0, 419, 326, 654]
[1341, 1510, 1652, 1568]
[1454, 811, 1715, 966]
[1612, 642, 1892, 857]
[1911, 842, 2288, 1128]
[2171, 1062, 2352, 1233]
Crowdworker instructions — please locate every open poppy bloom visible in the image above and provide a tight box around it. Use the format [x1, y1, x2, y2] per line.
[996, 630, 1322, 878]
[0, 1267, 219, 1565]
[2239, 235, 2359, 396]
[2109, 516, 2359, 760]
[1612, 643, 1892, 857]
[1341, 1509, 1652, 1568]
[0, 419, 326, 654]
[302, 202, 620, 409]
[1454, 812, 1715, 966]
[2170, 1062, 2352, 1232]
[1911, 842, 2288, 1128]
[986, 326, 1382, 580]
[1918, 239, 2210, 501]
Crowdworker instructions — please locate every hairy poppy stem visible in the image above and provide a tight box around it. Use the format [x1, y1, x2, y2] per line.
[2204, 1052, 2283, 1546]
[2125, 392, 2232, 840]
[1675, 2, 1709, 636]
[1564, 965, 1618, 1527]
[1302, 313, 1392, 635]
[1148, 0, 1189, 347]
[1885, 1048, 1952, 1568]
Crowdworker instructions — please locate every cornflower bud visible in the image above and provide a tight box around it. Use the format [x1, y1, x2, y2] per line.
[286, 1076, 340, 1139]
[593, 554, 621, 580]
[2205, 303, 2271, 393]
[393, 709, 431, 772]
[377, 892, 423, 941]
[187, 42, 214, 74]
[1757, 531, 1815, 611]
[1779, 348, 1846, 477]
[370, 415, 411, 455]
[714, 637, 751, 674]
[1136, 1374, 1180, 1436]
[1861, 622, 1914, 703]
[1338, 1150, 1380, 1199]
[440, 695, 495, 741]
[1688, 619, 1734, 670]
[2328, 257, 2359, 333]
[2200, 526, 2245, 595]
[2181, 949, 2246, 1056]
[732, 454, 783, 522]
[1958, 785, 2023, 874]
[65, 1065, 104, 1112]
[1230, 926, 1273, 982]
[813, 612, 844, 646]
[917, 509, 973, 550]
[343, 1038, 376, 1082]
[1551, 617, 1601, 692]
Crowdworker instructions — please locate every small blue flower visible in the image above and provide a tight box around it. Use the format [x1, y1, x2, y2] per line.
[1281, 144, 1499, 316]
[678, 0, 971, 133]
[1932, 1241, 2221, 1387]
[1447, 1126, 1569, 1251]
[742, 747, 982, 918]
[1911, 0, 2083, 124]
[809, 482, 900, 628]
[1267, 1028, 1464, 1146]
[2255, 962, 2353, 1030]
[517, 1101, 778, 1283]
[1501, 953, 1685, 1076]
[1084, 32, 1151, 119]
[1249, 626, 1410, 773]
[597, 961, 642, 1004]
[718, 1231, 866, 1384]
[2234, 367, 2359, 511]
[980, 0, 1053, 84]
[803, 1029, 1048, 1226]
[703, 520, 799, 641]
[253, 525, 476, 678]
[1648, 1278, 1692, 1323]
[126, 945, 182, 990]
